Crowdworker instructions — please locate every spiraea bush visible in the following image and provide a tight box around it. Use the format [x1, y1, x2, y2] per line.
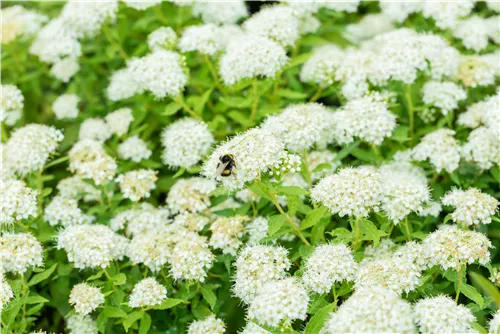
[1, 1, 500, 333]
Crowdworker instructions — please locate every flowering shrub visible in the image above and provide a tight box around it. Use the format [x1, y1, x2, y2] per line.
[1, 1, 500, 333]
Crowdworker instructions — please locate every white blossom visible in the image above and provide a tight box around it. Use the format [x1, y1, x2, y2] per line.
[60, 1, 118, 38]
[489, 311, 500, 334]
[69, 283, 104, 315]
[166, 177, 216, 214]
[56, 176, 100, 202]
[0, 179, 38, 225]
[411, 128, 461, 173]
[0, 274, 13, 312]
[192, 1, 248, 25]
[129, 277, 166, 308]
[442, 188, 499, 226]
[422, 81, 466, 115]
[148, 26, 177, 51]
[118, 136, 152, 162]
[188, 315, 226, 334]
[170, 233, 214, 282]
[0, 233, 44, 275]
[106, 68, 143, 101]
[79, 118, 111, 142]
[209, 216, 248, 255]
[105, 108, 133, 136]
[422, 1, 474, 29]
[110, 203, 170, 236]
[1, 5, 48, 44]
[458, 55, 497, 88]
[462, 127, 500, 170]
[116, 169, 157, 202]
[1, 84, 24, 126]
[51, 58, 80, 83]
[66, 315, 97, 334]
[44, 195, 94, 227]
[53, 94, 79, 119]
[68, 139, 117, 185]
[178, 24, 223, 56]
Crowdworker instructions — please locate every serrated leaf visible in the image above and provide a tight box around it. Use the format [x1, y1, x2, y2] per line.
[113, 273, 126, 286]
[249, 182, 275, 202]
[139, 313, 151, 334]
[153, 298, 188, 310]
[276, 185, 309, 196]
[163, 102, 182, 116]
[461, 283, 484, 307]
[268, 215, 286, 236]
[304, 303, 335, 334]
[123, 311, 144, 332]
[391, 126, 410, 142]
[327, 227, 352, 243]
[28, 264, 57, 286]
[286, 194, 300, 217]
[300, 206, 328, 230]
[359, 219, 386, 246]
[200, 285, 217, 310]
[103, 306, 127, 318]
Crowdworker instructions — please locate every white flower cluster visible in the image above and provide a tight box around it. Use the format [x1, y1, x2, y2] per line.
[442, 188, 499, 226]
[245, 216, 268, 244]
[248, 278, 309, 328]
[53, 94, 79, 119]
[110, 203, 170, 236]
[116, 169, 157, 201]
[127, 230, 175, 272]
[261, 103, 335, 152]
[118, 136, 151, 162]
[414, 295, 476, 334]
[311, 166, 383, 217]
[302, 244, 358, 294]
[306, 150, 340, 181]
[458, 94, 499, 130]
[166, 177, 216, 213]
[379, 1, 420, 22]
[178, 24, 224, 56]
[57, 224, 128, 269]
[453, 16, 498, 52]
[1, 5, 48, 44]
[69, 283, 104, 315]
[59, 1, 117, 38]
[299, 44, 344, 88]
[56, 176, 100, 202]
[68, 139, 117, 185]
[331, 93, 396, 145]
[3, 124, 63, 176]
[233, 245, 291, 304]
[240, 322, 270, 334]
[66, 315, 97, 334]
[209, 216, 248, 255]
[411, 129, 461, 173]
[422, 1, 474, 29]
[0, 273, 13, 312]
[490, 311, 500, 334]
[172, 212, 209, 232]
[321, 286, 415, 333]
[50, 57, 80, 83]
[44, 196, 94, 227]
[192, 1, 248, 25]
[462, 127, 500, 170]
[128, 277, 167, 308]
[418, 200, 443, 218]
[0, 233, 44, 275]
[188, 315, 226, 334]
[148, 26, 177, 51]
[123, 0, 162, 10]
[422, 81, 466, 115]
[0, 179, 38, 225]
[344, 13, 394, 42]
[1, 84, 24, 126]
[170, 233, 214, 282]
[105, 108, 133, 136]
[106, 68, 144, 101]
[422, 225, 491, 271]
[79, 118, 112, 142]
[458, 55, 498, 88]
[161, 118, 214, 169]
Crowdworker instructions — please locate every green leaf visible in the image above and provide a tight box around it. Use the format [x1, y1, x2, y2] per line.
[42, 188, 53, 197]
[103, 306, 127, 318]
[300, 206, 328, 230]
[139, 313, 151, 334]
[351, 148, 377, 163]
[113, 273, 127, 286]
[449, 173, 461, 186]
[286, 194, 301, 217]
[359, 219, 386, 246]
[153, 298, 188, 310]
[25, 295, 49, 304]
[227, 110, 250, 126]
[461, 283, 484, 307]
[172, 168, 186, 179]
[276, 185, 309, 196]
[390, 126, 410, 142]
[193, 89, 213, 114]
[334, 140, 360, 161]
[304, 303, 335, 334]
[200, 285, 217, 310]
[327, 228, 352, 243]
[268, 215, 286, 236]
[469, 271, 500, 308]
[87, 270, 104, 281]
[219, 96, 252, 108]
[277, 89, 308, 99]
[490, 166, 500, 183]
[470, 322, 488, 334]
[163, 102, 182, 116]
[28, 264, 57, 286]
[249, 182, 275, 202]
[284, 52, 313, 69]
[123, 311, 144, 332]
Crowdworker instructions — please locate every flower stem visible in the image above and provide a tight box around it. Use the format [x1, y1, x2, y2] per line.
[456, 267, 463, 302]
[273, 199, 310, 246]
[176, 94, 201, 120]
[250, 78, 259, 124]
[204, 54, 225, 94]
[352, 216, 361, 251]
[36, 169, 44, 216]
[310, 87, 323, 102]
[404, 84, 414, 146]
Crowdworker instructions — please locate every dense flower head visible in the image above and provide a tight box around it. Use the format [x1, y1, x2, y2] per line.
[118, 136, 152, 162]
[219, 35, 288, 85]
[68, 139, 117, 185]
[44, 195, 94, 227]
[457, 55, 497, 88]
[411, 128, 461, 173]
[116, 169, 157, 202]
[4, 124, 63, 176]
[418, 200, 443, 217]
[306, 150, 340, 181]
[240, 322, 270, 334]
[0, 273, 13, 312]
[192, 1, 248, 25]
[105, 108, 133, 136]
[379, 1, 421, 23]
[299, 44, 344, 88]
[110, 203, 170, 236]
[129, 277, 167, 308]
[490, 311, 500, 334]
[56, 176, 100, 202]
[233, 245, 291, 304]
[69, 283, 104, 315]
[442, 188, 499, 226]
[209, 216, 248, 255]
[321, 286, 415, 333]
[79, 118, 112, 142]
[170, 233, 214, 282]
[161, 118, 214, 169]
[423, 225, 492, 271]
[422, 81, 466, 115]
[462, 127, 500, 170]
[345, 13, 394, 42]
[248, 278, 309, 327]
[458, 94, 499, 130]
[127, 50, 187, 99]
[302, 244, 358, 294]
[106, 68, 144, 101]
[166, 177, 216, 214]
[60, 1, 117, 38]
[53, 94, 79, 120]
[311, 166, 383, 217]
[1, 5, 48, 44]
[0, 179, 38, 225]
[50, 58, 80, 83]
[57, 224, 128, 269]
[414, 295, 476, 334]
[66, 314, 97, 334]
[1, 84, 24, 126]
[245, 216, 268, 245]
[202, 128, 288, 190]
[331, 93, 397, 145]
[172, 212, 209, 232]
[123, 0, 162, 10]
[188, 315, 226, 334]
[1, 232, 43, 275]
[363, 238, 396, 260]
[178, 24, 223, 56]
[261, 103, 335, 152]
[421, 1, 474, 29]
[453, 16, 496, 52]
[127, 231, 175, 272]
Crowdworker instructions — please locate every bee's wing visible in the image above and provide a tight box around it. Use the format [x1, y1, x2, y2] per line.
[216, 160, 231, 175]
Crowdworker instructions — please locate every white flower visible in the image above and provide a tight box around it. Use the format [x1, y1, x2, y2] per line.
[53, 94, 79, 119]
[170, 233, 214, 282]
[66, 315, 97, 334]
[423, 225, 492, 271]
[68, 139, 117, 185]
[331, 93, 397, 145]
[106, 68, 144, 101]
[56, 176, 101, 202]
[60, 1, 118, 38]
[57, 224, 128, 269]
[172, 212, 209, 232]
[188, 315, 226, 334]
[300, 44, 344, 88]
[209, 216, 248, 255]
[219, 35, 288, 85]
[489, 311, 500, 334]
[118, 136, 152, 162]
[44, 195, 94, 227]
[0, 179, 38, 225]
[422, 81, 466, 115]
[105, 108, 133, 136]
[418, 200, 443, 218]
[166, 177, 216, 214]
[442, 188, 499, 226]
[302, 244, 358, 294]
[69, 283, 104, 315]
[161, 118, 214, 169]
[243, 5, 300, 47]
[323, 1, 360, 12]
[4, 124, 63, 176]
[345, 14, 394, 42]
[1, 84, 23, 126]
[1, 5, 48, 44]
[321, 286, 415, 333]
[458, 94, 499, 130]
[248, 278, 309, 328]
[311, 166, 383, 218]
[178, 24, 223, 56]
[412, 128, 461, 173]
[240, 322, 270, 334]
[123, 0, 162, 10]
[51, 58, 80, 83]
[110, 203, 170, 236]
[261, 103, 335, 152]
[245, 217, 268, 245]
[127, 231, 174, 272]
[458, 55, 497, 88]
[422, 1, 474, 29]
[127, 50, 187, 99]
[453, 16, 495, 52]
[305, 150, 340, 181]
[233, 245, 290, 304]
[129, 278, 166, 308]
[116, 169, 157, 202]
[414, 295, 476, 334]
[148, 26, 177, 51]
[192, 1, 248, 25]
[0, 232, 43, 275]
[79, 118, 112, 142]
[0, 273, 13, 312]
[202, 128, 288, 190]
[363, 238, 396, 260]
[379, 1, 421, 23]
[462, 127, 500, 170]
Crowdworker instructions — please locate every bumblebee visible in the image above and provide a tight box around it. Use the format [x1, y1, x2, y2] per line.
[216, 154, 236, 177]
